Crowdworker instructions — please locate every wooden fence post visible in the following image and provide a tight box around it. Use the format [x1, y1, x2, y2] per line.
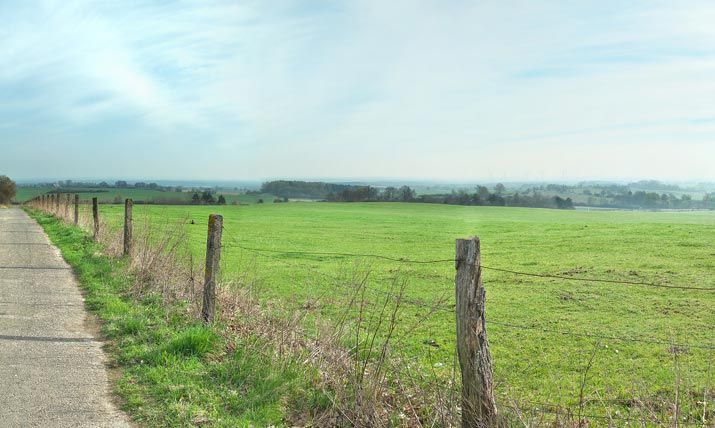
[55, 193, 60, 213]
[65, 194, 71, 220]
[455, 237, 497, 427]
[201, 214, 223, 324]
[92, 197, 99, 240]
[74, 194, 79, 225]
[123, 199, 133, 257]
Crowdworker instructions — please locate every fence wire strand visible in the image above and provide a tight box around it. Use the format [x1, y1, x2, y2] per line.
[224, 240, 715, 292]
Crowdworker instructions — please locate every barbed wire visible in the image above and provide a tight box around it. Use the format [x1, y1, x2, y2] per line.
[223, 242, 455, 264]
[223, 241, 715, 292]
[482, 266, 714, 291]
[486, 320, 715, 351]
[286, 274, 715, 351]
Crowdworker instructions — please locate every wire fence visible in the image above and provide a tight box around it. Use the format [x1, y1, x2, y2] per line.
[24, 195, 715, 427]
[224, 241, 715, 292]
[220, 231, 715, 425]
[223, 239, 715, 347]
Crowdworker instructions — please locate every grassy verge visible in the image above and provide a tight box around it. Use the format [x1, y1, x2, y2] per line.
[27, 209, 326, 427]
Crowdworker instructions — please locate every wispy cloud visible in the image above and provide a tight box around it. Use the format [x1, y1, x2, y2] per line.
[1, 0, 714, 181]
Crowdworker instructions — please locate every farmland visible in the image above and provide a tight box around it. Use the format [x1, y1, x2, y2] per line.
[91, 201, 715, 418]
[13, 186, 275, 204]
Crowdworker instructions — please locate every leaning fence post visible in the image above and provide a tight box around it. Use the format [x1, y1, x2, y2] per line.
[201, 214, 223, 324]
[455, 237, 497, 427]
[74, 194, 79, 225]
[92, 197, 99, 240]
[123, 199, 133, 257]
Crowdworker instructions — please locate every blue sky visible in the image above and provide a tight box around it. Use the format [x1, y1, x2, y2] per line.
[1, 1, 714, 181]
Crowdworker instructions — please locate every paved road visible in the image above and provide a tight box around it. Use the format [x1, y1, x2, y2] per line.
[0, 207, 131, 427]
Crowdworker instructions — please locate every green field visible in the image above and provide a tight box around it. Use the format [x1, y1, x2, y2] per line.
[91, 202, 715, 420]
[14, 186, 275, 204]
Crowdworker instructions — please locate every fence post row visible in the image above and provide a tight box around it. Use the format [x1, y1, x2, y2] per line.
[92, 197, 99, 240]
[74, 194, 79, 225]
[455, 237, 497, 427]
[201, 214, 223, 324]
[123, 199, 133, 257]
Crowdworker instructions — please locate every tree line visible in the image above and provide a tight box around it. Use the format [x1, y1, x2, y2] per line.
[328, 185, 574, 209]
[261, 180, 575, 209]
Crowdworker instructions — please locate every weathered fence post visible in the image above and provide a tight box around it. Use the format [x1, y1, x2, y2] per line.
[201, 214, 223, 324]
[65, 194, 71, 220]
[455, 237, 497, 427]
[123, 199, 133, 257]
[92, 197, 99, 240]
[55, 193, 60, 214]
[74, 194, 79, 225]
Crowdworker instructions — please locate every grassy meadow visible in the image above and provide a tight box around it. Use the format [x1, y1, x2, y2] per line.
[86, 201, 715, 419]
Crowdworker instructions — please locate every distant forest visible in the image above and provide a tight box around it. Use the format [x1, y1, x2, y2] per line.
[261, 180, 575, 209]
[262, 180, 715, 210]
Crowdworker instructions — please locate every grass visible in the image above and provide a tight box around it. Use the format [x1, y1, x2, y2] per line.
[28, 209, 326, 427]
[88, 202, 715, 422]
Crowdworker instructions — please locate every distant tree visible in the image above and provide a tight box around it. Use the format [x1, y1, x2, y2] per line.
[494, 183, 506, 194]
[476, 186, 490, 199]
[382, 186, 398, 201]
[257, 198, 264, 204]
[191, 193, 201, 204]
[148, 183, 159, 189]
[135, 182, 146, 188]
[0, 175, 17, 204]
[115, 180, 128, 188]
[98, 181, 109, 188]
[201, 191, 215, 204]
[217, 195, 226, 205]
[553, 196, 574, 209]
[399, 185, 415, 202]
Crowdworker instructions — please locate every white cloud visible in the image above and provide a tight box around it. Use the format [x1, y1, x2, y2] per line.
[0, 0, 714, 181]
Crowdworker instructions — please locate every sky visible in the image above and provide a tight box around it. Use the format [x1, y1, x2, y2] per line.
[1, 0, 714, 182]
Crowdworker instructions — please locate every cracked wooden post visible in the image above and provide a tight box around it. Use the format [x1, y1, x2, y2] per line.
[123, 199, 133, 257]
[201, 214, 223, 324]
[455, 237, 497, 427]
[74, 194, 79, 225]
[92, 197, 99, 240]
[65, 193, 71, 220]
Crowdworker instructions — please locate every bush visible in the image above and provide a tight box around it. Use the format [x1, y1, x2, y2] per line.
[0, 175, 17, 204]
